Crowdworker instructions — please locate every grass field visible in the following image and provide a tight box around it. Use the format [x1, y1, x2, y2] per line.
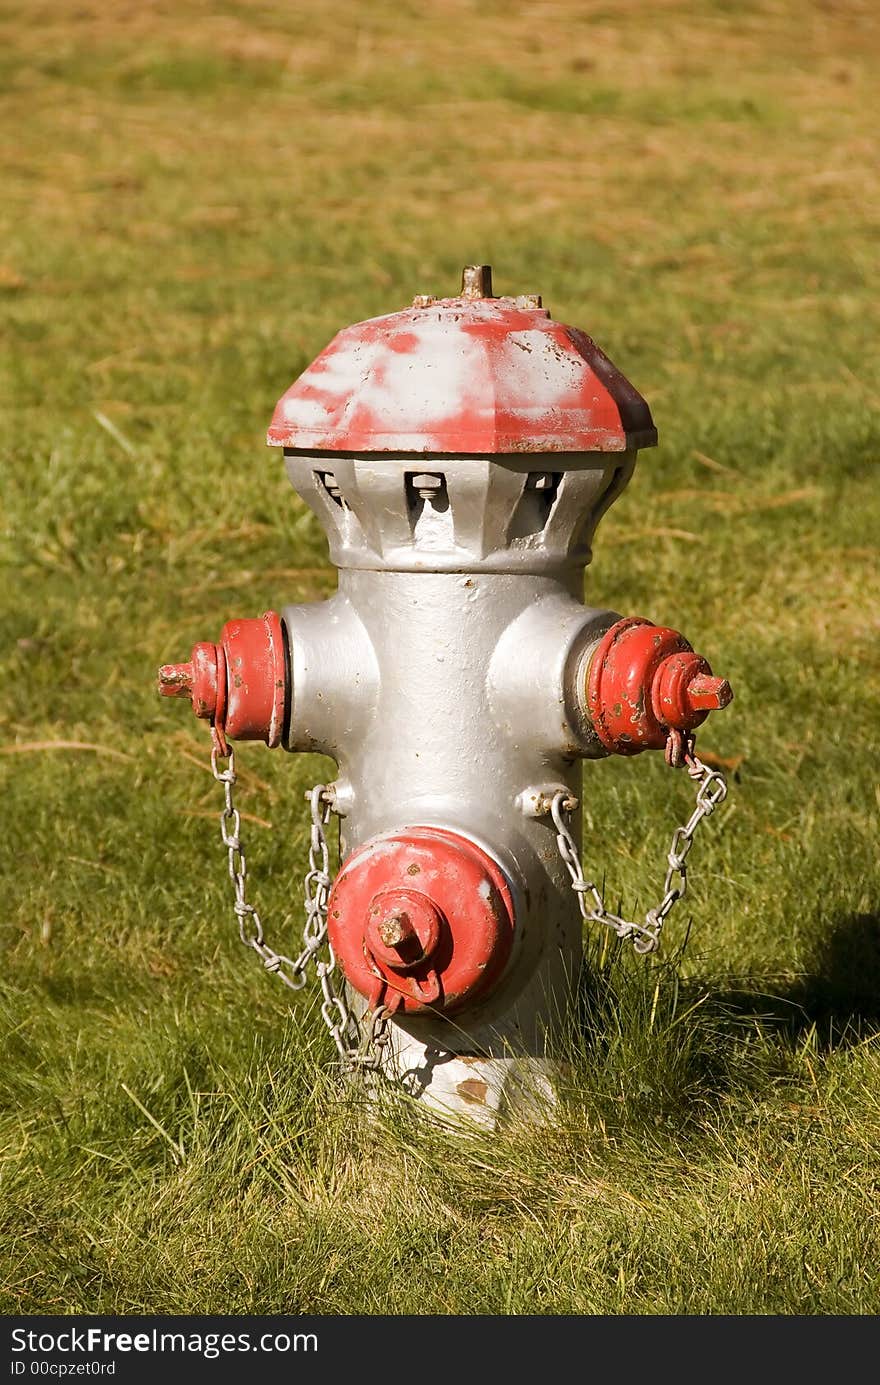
[1, 0, 879, 1314]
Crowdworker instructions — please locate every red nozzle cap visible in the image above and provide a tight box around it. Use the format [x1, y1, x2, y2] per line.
[587, 617, 733, 755]
[156, 613, 286, 747]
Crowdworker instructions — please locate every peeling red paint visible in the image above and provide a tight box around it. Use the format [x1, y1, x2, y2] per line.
[267, 291, 657, 455]
[587, 617, 733, 755]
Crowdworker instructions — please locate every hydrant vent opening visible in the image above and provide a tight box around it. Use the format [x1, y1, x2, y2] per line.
[507, 471, 563, 540]
[318, 471, 348, 508]
[405, 471, 450, 532]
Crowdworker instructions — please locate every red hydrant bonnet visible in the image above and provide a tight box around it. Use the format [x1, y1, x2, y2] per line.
[267, 267, 657, 456]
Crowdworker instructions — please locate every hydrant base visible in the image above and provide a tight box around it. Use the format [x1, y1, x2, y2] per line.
[345, 928, 582, 1127]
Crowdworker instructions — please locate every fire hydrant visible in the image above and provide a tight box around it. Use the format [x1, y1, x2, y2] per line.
[158, 265, 732, 1124]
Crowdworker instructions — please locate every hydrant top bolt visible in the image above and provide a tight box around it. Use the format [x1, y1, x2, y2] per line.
[460, 264, 494, 299]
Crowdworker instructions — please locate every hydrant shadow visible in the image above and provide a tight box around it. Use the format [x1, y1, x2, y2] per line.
[716, 910, 880, 1052]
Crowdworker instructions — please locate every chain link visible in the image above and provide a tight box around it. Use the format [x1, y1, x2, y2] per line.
[211, 745, 307, 989]
[551, 736, 729, 955]
[210, 744, 391, 1067]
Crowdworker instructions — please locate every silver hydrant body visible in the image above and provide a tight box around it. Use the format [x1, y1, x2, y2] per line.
[159, 266, 732, 1125]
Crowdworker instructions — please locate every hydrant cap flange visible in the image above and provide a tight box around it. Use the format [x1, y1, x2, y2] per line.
[267, 266, 657, 456]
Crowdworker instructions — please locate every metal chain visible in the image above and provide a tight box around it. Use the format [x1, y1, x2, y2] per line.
[348, 1003, 395, 1073]
[551, 737, 729, 955]
[210, 745, 392, 1069]
[211, 744, 307, 989]
[302, 784, 361, 1062]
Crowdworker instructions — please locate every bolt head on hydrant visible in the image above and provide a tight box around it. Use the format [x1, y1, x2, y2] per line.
[365, 889, 442, 969]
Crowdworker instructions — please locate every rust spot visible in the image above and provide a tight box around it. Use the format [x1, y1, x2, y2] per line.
[457, 1079, 488, 1104]
[406, 863, 421, 875]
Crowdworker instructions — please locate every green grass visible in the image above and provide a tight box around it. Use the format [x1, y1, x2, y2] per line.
[1, 0, 879, 1314]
